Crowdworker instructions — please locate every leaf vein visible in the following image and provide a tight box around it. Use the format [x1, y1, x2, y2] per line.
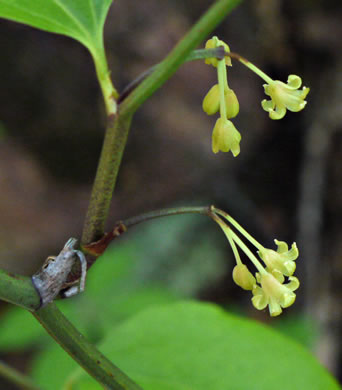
[50, 0, 91, 40]
[0, 2, 75, 36]
[88, 0, 97, 29]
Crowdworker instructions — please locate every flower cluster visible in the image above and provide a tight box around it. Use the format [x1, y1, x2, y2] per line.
[211, 207, 300, 316]
[203, 36, 309, 154]
[202, 37, 241, 156]
[201, 37, 306, 314]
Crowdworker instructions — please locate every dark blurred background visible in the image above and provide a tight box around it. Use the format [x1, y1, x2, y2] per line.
[0, 0, 342, 387]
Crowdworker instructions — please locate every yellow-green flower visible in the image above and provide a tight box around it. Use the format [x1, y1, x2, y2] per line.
[205, 36, 231, 67]
[212, 118, 241, 156]
[232, 264, 256, 290]
[261, 75, 310, 120]
[202, 84, 220, 115]
[224, 88, 239, 119]
[258, 239, 299, 276]
[203, 84, 239, 118]
[252, 270, 299, 316]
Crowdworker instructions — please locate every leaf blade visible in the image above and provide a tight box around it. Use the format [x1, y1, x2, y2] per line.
[0, 0, 113, 49]
[73, 301, 340, 390]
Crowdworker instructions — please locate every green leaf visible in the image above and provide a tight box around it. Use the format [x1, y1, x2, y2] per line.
[0, 0, 112, 53]
[131, 215, 228, 296]
[272, 314, 319, 349]
[31, 344, 79, 390]
[73, 301, 340, 390]
[0, 0, 118, 113]
[57, 242, 179, 338]
[0, 307, 48, 351]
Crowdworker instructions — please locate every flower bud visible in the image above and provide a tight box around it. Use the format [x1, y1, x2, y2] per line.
[202, 84, 220, 115]
[205, 37, 231, 67]
[212, 118, 241, 156]
[232, 264, 256, 290]
[224, 88, 239, 119]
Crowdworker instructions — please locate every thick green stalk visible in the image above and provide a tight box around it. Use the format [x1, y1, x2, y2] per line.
[33, 303, 142, 390]
[82, 114, 132, 244]
[0, 269, 40, 311]
[81, 0, 241, 245]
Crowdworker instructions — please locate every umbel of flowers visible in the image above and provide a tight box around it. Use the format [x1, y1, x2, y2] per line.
[203, 36, 309, 156]
[203, 37, 241, 156]
[210, 207, 299, 316]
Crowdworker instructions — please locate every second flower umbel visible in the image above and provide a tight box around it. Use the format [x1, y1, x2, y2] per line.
[210, 207, 300, 316]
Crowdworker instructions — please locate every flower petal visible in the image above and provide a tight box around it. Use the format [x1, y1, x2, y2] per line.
[263, 83, 272, 97]
[269, 105, 286, 120]
[271, 269, 285, 283]
[283, 92, 307, 112]
[286, 276, 300, 292]
[283, 261, 296, 276]
[261, 99, 274, 112]
[280, 291, 296, 308]
[275, 240, 299, 261]
[274, 239, 288, 253]
[252, 291, 268, 310]
[269, 297, 283, 316]
[287, 74, 302, 89]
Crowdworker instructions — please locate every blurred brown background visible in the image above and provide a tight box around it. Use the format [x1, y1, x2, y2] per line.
[0, 0, 342, 385]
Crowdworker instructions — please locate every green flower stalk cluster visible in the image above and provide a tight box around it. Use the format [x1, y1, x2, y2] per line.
[210, 207, 299, 316]
[202, 36, 309, 155]
[203, 37, 241, 156]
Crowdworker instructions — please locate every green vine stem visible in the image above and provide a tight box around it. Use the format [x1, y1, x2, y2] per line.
[81, 0, 242, 245]
[32, 303, 142, 390]
[0, 270, 140, 388]
[0, 360, 41, 390]
[82, 114, 132, 244]
[0, 269, 40, 310]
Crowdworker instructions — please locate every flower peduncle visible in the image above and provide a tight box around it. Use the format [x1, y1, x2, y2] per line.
[213, 207, 263, 250]
[210, 212, 266, 275]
